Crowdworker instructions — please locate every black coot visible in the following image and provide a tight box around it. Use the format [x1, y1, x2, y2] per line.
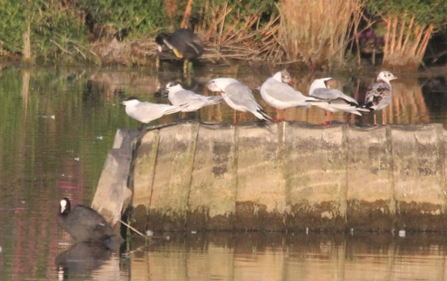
[57, 198, 116, 243]
[155, 28, 204, 73]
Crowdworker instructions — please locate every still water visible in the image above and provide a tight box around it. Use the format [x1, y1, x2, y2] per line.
[0, 65, 447, 280]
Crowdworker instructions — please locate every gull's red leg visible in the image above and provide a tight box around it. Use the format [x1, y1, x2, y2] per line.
[238, 112, 243, 124]
[328, 112, 333, 126]
[275, 108, 281, 122]
[320, 111, 328, 126]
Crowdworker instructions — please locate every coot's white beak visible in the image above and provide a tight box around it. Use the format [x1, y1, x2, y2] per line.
[60, 200, 67, 213]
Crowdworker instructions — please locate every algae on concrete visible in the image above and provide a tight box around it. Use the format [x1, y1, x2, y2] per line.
[95, 122, 447, 232]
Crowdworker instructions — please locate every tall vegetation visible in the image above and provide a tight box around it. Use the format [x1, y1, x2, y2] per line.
[0, 0, 88, 63]
[0, 0, 445, 69]
[71, 0, 168, 40]
[278, 0, 363, 69]
[365, 0, 447, 69]
[172, 0, 281, 61]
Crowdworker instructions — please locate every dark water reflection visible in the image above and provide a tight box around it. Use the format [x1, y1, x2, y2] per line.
[0, 65, 446, 280]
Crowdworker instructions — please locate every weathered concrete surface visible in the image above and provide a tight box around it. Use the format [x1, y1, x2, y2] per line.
[92, 129, 136, 225]
[391, 125, 447, 230]
[235, 124, 286, 231]
[187, 124, 238, 230]
[130, 129, 160, 231]
[146, 123, 199, 231]
[98, 121, 447, 232]
[284, 122, 348, 231]
[346, 126, 395, 230]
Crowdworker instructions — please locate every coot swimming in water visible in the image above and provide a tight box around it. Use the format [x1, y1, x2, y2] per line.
[57, 198, 116, 243]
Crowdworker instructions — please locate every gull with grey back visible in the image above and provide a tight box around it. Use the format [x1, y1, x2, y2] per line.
[122, 96, 187, 129]
[309, 78, 367, 126]
[208, 78, 271, 124]
[165, 81, 222, 113]
[260, 70, 317, 121]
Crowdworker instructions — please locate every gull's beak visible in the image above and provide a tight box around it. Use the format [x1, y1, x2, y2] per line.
[289, 80, 295, 85]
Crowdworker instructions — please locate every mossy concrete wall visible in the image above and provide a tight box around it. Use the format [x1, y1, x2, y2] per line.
[100, 121, 447, 232]
[92, 129, 136, 225]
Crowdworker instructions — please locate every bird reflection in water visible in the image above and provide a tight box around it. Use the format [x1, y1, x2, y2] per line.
[55, 242, 116, 280]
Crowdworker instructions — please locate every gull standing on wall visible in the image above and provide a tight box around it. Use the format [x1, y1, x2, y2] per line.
[363, 71, 398, 125]
[208, 78, 271, 124]
[309, 78, 367, 126]
[260, 70, 317, 121]
[122, 97, 187, 129]
[165, 81, 222, 117]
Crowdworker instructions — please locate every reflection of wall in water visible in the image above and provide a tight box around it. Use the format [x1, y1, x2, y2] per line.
[128, 233, 447, 281]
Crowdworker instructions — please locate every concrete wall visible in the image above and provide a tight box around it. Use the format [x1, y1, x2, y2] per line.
[102, 121, 447, 232]
[92, 128, 136, 225]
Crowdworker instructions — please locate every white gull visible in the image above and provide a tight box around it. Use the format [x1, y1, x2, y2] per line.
[260, 70, 316, 121]
[309, 77, 367, 126]
[165, 81, 222, 113]
[208, 78, 271, 124]
[122, 97, 187, 129]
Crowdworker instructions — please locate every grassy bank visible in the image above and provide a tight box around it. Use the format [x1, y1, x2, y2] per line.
[0, 0, 446, 70]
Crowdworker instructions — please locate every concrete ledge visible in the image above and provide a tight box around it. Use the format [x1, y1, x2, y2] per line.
[98, 121, 447, 232]
[92, 129, 136, 225]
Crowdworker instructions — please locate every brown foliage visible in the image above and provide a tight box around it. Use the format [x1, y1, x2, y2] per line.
[278, 0, 362, 69]
[382, 16, 433, 69]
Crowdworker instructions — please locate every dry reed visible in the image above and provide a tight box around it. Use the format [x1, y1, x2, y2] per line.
[195, 3, 285, 63]
[381, 15, 433, 69]
[91, 1, 366, 67]
[278, 0, 363, 69]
